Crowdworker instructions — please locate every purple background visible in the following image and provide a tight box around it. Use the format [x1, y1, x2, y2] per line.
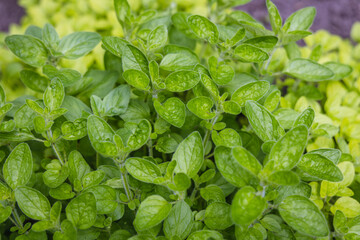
[1, 0, 360, 38]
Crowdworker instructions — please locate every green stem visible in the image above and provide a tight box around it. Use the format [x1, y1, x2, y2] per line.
[13, 208, 23, 228]
[148, 139, 153, 158]
[51, 143, 64, 165]
[114, 155, 132, 201]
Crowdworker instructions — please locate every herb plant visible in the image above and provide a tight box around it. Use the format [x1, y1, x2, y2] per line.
[0, 0, 359, 239]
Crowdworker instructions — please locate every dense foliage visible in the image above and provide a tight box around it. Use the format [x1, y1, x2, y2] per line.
[0, 0, 360, 239]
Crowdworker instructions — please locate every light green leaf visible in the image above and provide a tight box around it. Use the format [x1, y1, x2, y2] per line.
[266, 0, 282, 34]
[44, 78, 65, 112]
[82, 170, 105, 189]
[222, 101, 241, 115]
[101, 36, 127, 58]
[188, 15, 219, 44]
[163, 200, 193, 240]
[293, 107, 315, 129]
[208, 56, 235, 85]
[268, 170, 300, 186]
[0, 206, 12, 224]
[20, 70, 49, 93]
[66, 192, 97, 229]
[205, 202, 233, 230]
[87, 115, 118, 157]
[232, 146, 262, 176]
[283, 7, 316, 32]
[266, 125, 308, 171]
[298, 153, 343, 182]
[122, 44, 149, 73]
[84, 185, 117, 214]
[154, 98, 186, 128]
[103, 85, 131, 116]
[231, 186, 267, 225]
[200, 184, 226, 203]
[125, 157, 162, 183]
[188, 230, 223, 240]
[187, 96, 215, 120]
[148, 25, 168, 50]
[160, 52, 199, 71]
[331, 197, 360, 218]
[68, 150, 91, 184]
[212, 128, 242, 148]
[3, 143, 33, 189]
[49, 183, 76, 200]
[244, 36, 278, 51]
[42, 23, 60, 54]
[134, 195, 172, 231]
[279, 195, 329, 237]
[58, 32, 101, 59]
[165, 70, 201, 92]
[323, 62, 352, 81]
[61, 118, 87, 140]
[125, 119, 152, 150]
[14, 186, 51, 221]
[123, 69, 150, 91]
[114, 0, 131, 23]
[231, 81, 270, 107]
[172, 131, 204, 178]
[235, 44, 269, 62]
[43, 65, 81, 87]
[245, 100, 284, 142]
[5, 35, 48, 67]
[214, 146, 259, 188]
[284, 58, 334, 82]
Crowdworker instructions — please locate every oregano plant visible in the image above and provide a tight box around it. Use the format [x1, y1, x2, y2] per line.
[0, 0, 358, 239]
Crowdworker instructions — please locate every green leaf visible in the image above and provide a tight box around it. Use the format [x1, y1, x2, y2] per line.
[84, 185, 117, 214]
[323, 62, 352, 81]
[245, 100, 284, 142]
[101, 36, 127, 58]
[5, 35, 48, 67]
[284, 58, 334, 82]
[205, 202, 233, 230]
[244, 36, 278, 51]
[232, 81, 270, 107]
[268, 170, 300, 185]
[43, 161, 69, 188]
[43, 65, 81, 87]
[188, 230, 223, 240]
[49, 183, 76, 200]
[124, 119, 152, 150]
[279, 195, 329, 237]
[148, 25, 168, 50]
[134, 195, 172, 231]
[61, 118, 87, 140]
[87, 115, 118, 157]
[266, 125, 308, 172]
[20, 70, 49, 93]
[160, 52, 199, 71]
[165, 70, 201, 92]
[231, 186, 267, 226]
[103, 85, 131, 116]
[58, 32, 101, 59]
[122, 45, 149, 73]
[82, 170, 105, 189]
[235, 44, 269, 62]
[232, 146, 262, 176]
[114, 0, 131, 23]
[163, 200, 193, 240]
[123, 69, 150, 91]
[298, 153, 343, 182]
[42, 23, 60, 54]
[154, 98, 186, 128]
[214, 146, 259, 188]
[0, 206, 12, 224]
[293, 107, 315, 129]
[200, 184, 226, 203]
[187, 96, 216, 120]
[331, 197, 360, 218]
[208, 56, 235, 85]
[281, 30, 312, 44]
[283, 7, 316, 32]
[44, 78, 65, 112]
[266, 0, 282, 34]
[0, 182, 12, 200]
[188, 15, 219, 44]
[3, 143, 33, 189]
[222, 100, 241, 115]
[66, 192, 97, 229]
[14, 186, 51, 220]
[212, 128, 242, 148]
[172, 131, 204, 178]
[125, 158, 162, 183]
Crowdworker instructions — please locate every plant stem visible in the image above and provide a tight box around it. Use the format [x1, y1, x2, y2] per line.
[114, 155, 132, 201]
[51, 143, 64, 165]
[13, 208, 23, 228]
